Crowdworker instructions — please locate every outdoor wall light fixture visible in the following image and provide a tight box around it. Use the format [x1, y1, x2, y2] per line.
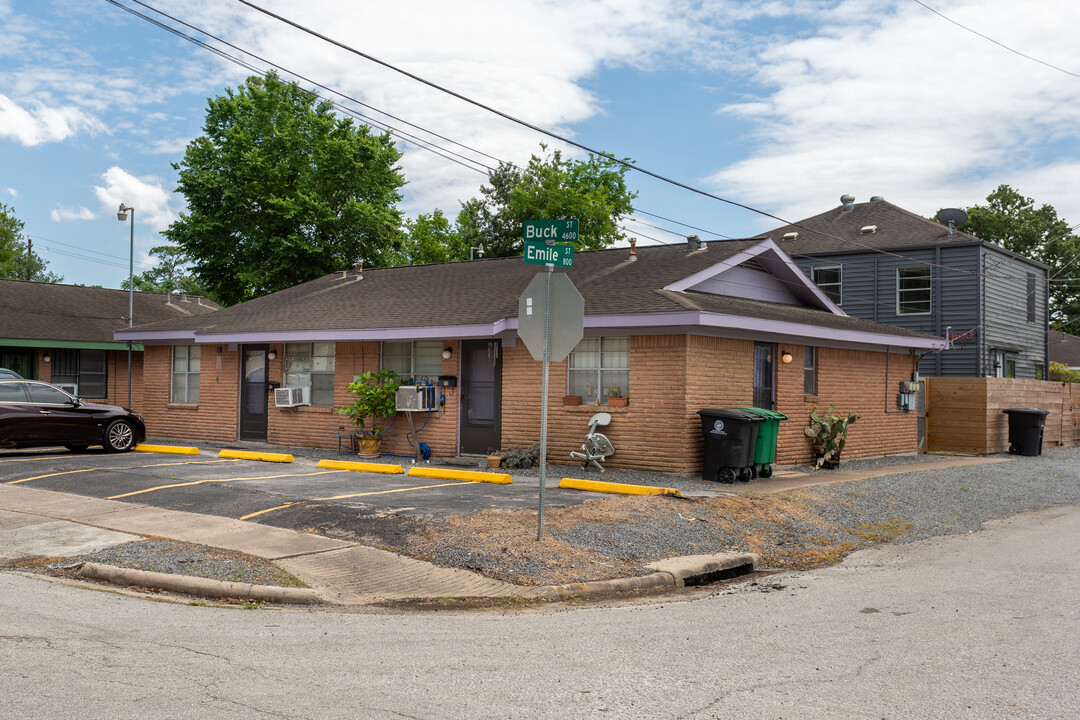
[781, 350, 793, 364]
[442, 347, 453, 360]
[267, 350, 277, 360]
[43, 353, 51, 363]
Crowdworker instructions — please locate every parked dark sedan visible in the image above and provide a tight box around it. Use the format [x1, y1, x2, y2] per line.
[0, 380, 146, 452]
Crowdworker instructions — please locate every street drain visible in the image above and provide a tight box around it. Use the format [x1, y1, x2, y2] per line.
[682, 561, 755, 587]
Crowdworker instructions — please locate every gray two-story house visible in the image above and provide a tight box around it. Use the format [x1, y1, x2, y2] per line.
[756, 197, 1049, 378]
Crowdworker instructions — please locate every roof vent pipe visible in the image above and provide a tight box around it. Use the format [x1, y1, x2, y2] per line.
[354, 261, 363, 280]
[870, 195, 885, 202]
[628, 238, 637, 261]
[179, 291, 188, 303]
[687, 234, 701, 251]
[840, 194, 855, 211]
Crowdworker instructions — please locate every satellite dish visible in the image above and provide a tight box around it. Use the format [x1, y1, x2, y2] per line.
[936, 208, 968, 227]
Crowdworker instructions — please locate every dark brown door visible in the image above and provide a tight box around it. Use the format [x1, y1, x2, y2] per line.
[459, 340, 501, 455]
[240, 345, 268, 441]
[753, 342, 775, 410]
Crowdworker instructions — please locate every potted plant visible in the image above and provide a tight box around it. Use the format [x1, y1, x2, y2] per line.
[486, 449, 503, 469]
[804, 405, 859, 469]
[562, 394, 582, 405]
[606, 387, 629, 407]
[337, 369, 400, 457]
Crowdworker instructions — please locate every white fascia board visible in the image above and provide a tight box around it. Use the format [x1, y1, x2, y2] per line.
[664, 238, 844, 315]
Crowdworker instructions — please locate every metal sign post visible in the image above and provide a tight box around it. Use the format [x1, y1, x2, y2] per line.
[518, 220, 583, 540]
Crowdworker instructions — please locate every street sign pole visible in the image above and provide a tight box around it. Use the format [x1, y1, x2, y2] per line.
[538, 261, 552, 540]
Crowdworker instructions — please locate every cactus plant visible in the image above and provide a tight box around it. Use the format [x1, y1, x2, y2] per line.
[804, 405, 859, 469]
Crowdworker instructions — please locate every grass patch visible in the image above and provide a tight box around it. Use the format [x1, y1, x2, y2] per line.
[855, 519, 914, 542]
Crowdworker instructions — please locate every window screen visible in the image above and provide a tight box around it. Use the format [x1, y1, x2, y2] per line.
[171, 345, 201, 403]
[567, 337, 629, 404]
[284, 342, 335, 406]
[897, 266, 931, 315]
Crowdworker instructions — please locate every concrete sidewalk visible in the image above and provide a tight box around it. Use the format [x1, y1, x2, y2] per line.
[0, 454, 1013, 605]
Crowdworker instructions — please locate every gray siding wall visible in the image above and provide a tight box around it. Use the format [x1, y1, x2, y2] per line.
[796, 246, 983, 377]
[980, 247, 1048, 379]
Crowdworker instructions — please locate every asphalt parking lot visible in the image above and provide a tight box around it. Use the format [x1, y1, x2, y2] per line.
[0, 445, 600, 544]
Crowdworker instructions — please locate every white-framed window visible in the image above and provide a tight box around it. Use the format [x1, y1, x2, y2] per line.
[567, 336, 629, 404]
[897, 266, 931, 315]
[381, 340, 443, 381]
[804, 346, 816, 395]
[284, 342, 336, 407]
[171, 345, 201, 403]
[811, 265, 842, 305]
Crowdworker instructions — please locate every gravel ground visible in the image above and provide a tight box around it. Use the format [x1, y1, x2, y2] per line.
[43, 442, 1080, 590]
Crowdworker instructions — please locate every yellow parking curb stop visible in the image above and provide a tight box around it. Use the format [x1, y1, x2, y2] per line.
[558, 478, 682, 497]
[218, 449, 294, 463]
[408, 467, 512, 484]
[317, 459, 404, 474]
[134, 444, 201, 455]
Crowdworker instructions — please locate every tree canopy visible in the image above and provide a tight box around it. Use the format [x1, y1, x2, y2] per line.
[0, 203, 62, 283]
[164, 72, 405, 306]
[456, 144, 637, 258]
[387, 210, 467, 266]
[957, 185, 1080, 333]
[121, 244, 212, 300]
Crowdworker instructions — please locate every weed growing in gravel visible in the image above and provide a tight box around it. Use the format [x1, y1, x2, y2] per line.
[855, 519, 915, 542]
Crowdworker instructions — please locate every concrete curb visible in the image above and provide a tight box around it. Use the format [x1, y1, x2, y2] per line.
[218, 449, 295, 463]
[526, 552, 759, 599]
[317, 459, 404, 474]
[78, 562, 322, 605]
[134, 444, 201, 455]
[559, 478, 682, 497]
[408, 467, 512, 484]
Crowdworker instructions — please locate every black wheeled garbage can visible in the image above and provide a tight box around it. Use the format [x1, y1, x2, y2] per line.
[697, 409, 762, 483]
[1002, 408, 1049, 456]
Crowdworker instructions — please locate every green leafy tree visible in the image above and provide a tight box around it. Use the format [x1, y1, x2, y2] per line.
[457, 144, 637, 258]
[956, 185, 1080, 333]
[0, 203, 62, 283]
[165, 72, 405, 306]
[388, 210, 468, 266]
[120, 244, 212, 299]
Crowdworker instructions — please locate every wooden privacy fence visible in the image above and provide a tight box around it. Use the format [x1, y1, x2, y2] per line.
[925, 377, 1080, 454]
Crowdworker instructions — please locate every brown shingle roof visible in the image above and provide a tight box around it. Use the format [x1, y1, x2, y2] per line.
[0, 279, 220, 343]
[123, 241, 937, 345]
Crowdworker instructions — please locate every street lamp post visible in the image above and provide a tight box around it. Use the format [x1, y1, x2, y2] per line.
[117, 204, 134, 409]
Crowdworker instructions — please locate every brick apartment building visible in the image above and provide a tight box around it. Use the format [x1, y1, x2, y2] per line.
[118, 237, 946, 472]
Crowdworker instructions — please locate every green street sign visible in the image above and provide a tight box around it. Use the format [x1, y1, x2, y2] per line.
[524, 239, 574, 267]
[523, 218, 579, 244]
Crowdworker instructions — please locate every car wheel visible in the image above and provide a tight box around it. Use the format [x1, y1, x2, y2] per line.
[104, 420, 136, 453]
[65, 445, 89, 452]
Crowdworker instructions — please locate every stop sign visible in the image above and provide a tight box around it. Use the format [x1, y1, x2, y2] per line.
[517, 273, 584, 362]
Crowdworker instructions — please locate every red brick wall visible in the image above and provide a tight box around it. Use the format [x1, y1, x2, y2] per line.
[135, 336, 921, 470]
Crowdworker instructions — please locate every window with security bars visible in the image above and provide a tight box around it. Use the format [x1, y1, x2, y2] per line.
[51, 349, 108, 398]
[811, 265, 842, 304]
[567, 337, 629, 404]
[381, 340, 443, 382]
[284, 342, 336, 406]
[171, 346, 200, 403]
[897, 266, 931, 315]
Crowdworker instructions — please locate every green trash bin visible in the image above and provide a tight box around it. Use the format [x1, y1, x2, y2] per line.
[736, 407, 788, 478]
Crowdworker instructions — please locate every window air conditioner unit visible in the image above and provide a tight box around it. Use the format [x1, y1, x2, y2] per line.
[57, 383, 78, 396]
[274, 386, 310, 407]
[396, 384, 435, 412]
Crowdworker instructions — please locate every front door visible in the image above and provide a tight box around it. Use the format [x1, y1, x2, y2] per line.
[753, 342, 775, 410]
[460, 340, 502, 455]
[239, 345, 268, 441]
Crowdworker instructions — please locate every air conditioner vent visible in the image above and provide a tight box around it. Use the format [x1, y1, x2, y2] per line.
[396, 385, 436, 412]
[274, 386, 310, 407]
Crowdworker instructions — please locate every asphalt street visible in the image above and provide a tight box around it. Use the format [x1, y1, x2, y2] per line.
[3, 500, 1077, 719]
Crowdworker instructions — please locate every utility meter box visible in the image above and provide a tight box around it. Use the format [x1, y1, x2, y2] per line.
[396, 385, 436, 412]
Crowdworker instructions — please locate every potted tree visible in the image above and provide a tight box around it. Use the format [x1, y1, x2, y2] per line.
[337, 370, 400, 457]
[804, 405, 859, 469]
[607, 387, 629, 407]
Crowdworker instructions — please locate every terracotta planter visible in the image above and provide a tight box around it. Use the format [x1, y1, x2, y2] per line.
[562, 395, 582, 406]
[607, 397, 629, 407]
[357, 434, 381, 458]
[487, 455, 503, 469]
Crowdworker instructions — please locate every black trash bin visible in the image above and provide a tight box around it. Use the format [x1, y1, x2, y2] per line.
[697, 409, 762, 483]
[1002, 408, 1049, 456]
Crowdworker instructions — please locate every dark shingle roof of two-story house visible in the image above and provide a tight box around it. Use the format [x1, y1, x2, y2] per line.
[754, 198, 1049, 378]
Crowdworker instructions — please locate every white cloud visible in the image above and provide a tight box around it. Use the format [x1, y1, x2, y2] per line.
[708, 0, 1080, 226]
[92, 167, 176, 233]
[50, 205, 95, 222]
[4, 187, 14, 200]
[0, 93, 105, 146]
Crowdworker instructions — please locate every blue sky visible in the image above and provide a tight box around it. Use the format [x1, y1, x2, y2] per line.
[1, 0, 1077, 289]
